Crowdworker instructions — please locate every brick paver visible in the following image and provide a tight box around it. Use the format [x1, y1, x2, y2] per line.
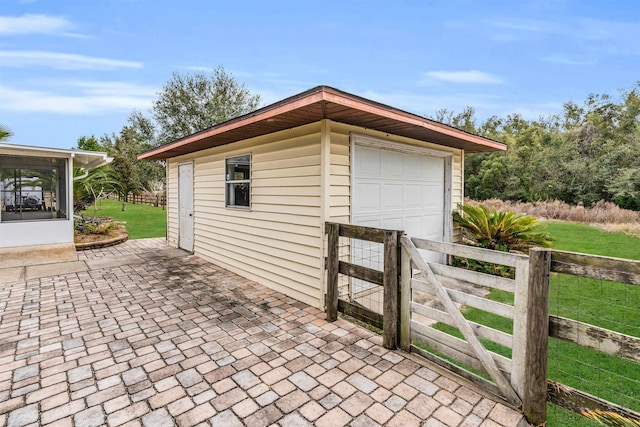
[0, 238, 526, 426]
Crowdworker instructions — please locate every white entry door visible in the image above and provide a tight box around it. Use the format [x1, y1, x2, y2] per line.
[178, 162, 194, 252]
[351, 140, 448, 293]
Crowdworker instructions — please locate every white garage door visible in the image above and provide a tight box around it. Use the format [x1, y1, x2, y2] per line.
[351, 141, 447, 294]
[353, 143, 446, 242]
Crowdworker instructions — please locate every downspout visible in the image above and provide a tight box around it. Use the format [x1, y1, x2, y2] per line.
[73, 169, 89, 181]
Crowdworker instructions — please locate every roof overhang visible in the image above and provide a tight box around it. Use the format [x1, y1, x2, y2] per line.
[0, 143, 112, 170]
[139, 86, 506, 161]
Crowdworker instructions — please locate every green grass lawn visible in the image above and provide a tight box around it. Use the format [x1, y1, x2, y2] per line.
[543, 222, 640, 425]
[543, 221, 640, 259]
[426, 221, 640, 426]
[81, 198, 166, 239]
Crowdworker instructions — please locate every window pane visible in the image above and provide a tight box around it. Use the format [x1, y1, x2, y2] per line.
[226, 155, 250, 181]
[0, 155, 67, 222]
[226, 183, 250, 207]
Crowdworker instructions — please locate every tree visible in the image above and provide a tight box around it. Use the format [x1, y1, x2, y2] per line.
[76, 135, 105, 152]
[100, 113, 165, 211]
[0, 125, 12, 141]
[458, 81, 640, 210]
[73, 167, 114, 216]
[101, 127, 141, 212]
[152, 66, 262, 146]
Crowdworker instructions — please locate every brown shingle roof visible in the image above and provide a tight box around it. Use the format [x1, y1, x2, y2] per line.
[138, 85, 506, 160]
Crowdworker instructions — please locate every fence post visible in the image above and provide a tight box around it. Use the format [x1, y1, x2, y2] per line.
[383, 230, 398, 350]
[515, 248, 551, 425]
[512, 257, 529, 401]
[399, 238, 411, 351]
[326, 222, 339, 322]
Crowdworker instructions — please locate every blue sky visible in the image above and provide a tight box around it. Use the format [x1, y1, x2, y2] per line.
[1, 0, 639, 149]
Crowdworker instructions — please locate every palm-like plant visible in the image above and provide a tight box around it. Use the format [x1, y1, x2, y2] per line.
[0, 125, 12, 141]
[582, 409, 640, 427]
[453, 203, 553, 252]
[74, 167, 116, 217]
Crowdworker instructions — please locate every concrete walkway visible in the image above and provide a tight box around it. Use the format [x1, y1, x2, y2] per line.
[0, 239, 528, 426]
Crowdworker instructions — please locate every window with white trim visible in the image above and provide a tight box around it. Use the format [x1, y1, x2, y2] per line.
[225, 154, 250, 208]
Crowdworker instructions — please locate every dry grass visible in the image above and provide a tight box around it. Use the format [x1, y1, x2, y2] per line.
[466, 199, 639, 224]
[594, 222, 640, 238]
[465, 199, 640, 238]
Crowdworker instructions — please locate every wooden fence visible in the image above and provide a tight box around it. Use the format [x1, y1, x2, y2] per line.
[117, 193, 166, 209]
[324, 222, 640, 426]
[325, 222, 400, 349]
[545, 250, 640, 424]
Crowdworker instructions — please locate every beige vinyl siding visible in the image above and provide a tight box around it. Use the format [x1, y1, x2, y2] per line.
[328, 126, 350, 223]
[329, 121, 464, 242]
[166, 123, 323, 307]
[452, 154, 464, 241]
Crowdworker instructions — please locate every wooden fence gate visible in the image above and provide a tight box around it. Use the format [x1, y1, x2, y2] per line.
[325, 222, 400, 349]
[400, 236, 524, 406]
[325, 222, 640, 426]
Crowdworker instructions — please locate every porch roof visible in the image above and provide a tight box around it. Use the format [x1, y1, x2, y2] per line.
[0, 143, 112, 170]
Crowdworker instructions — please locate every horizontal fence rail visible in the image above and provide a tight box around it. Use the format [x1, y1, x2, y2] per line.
[551, 250, 640, 285]
[549, 315, 640, 363]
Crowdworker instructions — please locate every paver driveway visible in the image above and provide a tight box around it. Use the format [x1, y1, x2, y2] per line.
[0, 239, 526, 427]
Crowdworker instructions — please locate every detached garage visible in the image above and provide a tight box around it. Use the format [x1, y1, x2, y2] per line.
[139, 86, 505, 308]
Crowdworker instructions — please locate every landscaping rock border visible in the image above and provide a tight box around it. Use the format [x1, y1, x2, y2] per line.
[75, 232, 128, 251]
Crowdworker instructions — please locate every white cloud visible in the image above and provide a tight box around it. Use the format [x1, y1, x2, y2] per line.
[501, 102, 565, 120]
[0, 80, 157, 115]
[182, 65, 217, 72]
[0, 14, 74, 35]
[70, 81, 157, 97]
[359, 89, 503, 117]
[487, 18, 562, 36]
[358, 89, 565, 122]
[421, 70, 503, 85]
[0, 50, 143, 70]
[486, 17, 640, 56]
[540, 55, 596, 66]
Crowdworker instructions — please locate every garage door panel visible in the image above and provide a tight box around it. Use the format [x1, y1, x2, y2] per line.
[381, 217, 404, 230]
[423, 184, 444, 209]
[422, 213, 444, 236]
[356, 147, 381, 176]
[405, 184, 423, 209]
[381, 151, 404, 178]
[422, 156, 445, 179]
[356, 182, 381, 211]
[404, 216, 422, 235]
[404, 155, 423, 178]
[382, 184, 404, 210]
